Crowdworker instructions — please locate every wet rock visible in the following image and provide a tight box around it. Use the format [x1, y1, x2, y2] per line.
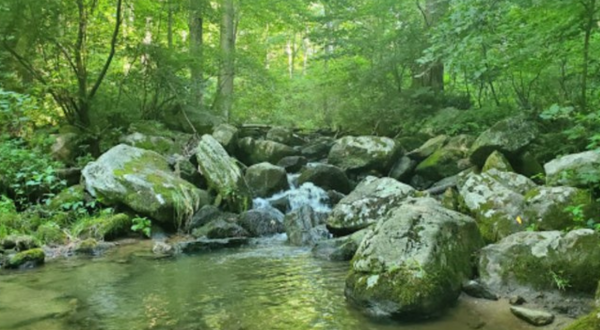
[188, 205, 227, 231]
[301, 137, 335, 161]
[462, 280, 498, 300]
[328, 136, 399, 173]
[196, 135, 252, 213]
[284, 205, 329, 246]
[238, 209, 285, 237]
[327, 190, 345, 208]
[326, 177, 415, 234]
[469, 116, 538, 167]
[277, 156, 308, 173]
[509, 296, 526, 306]
[482, 150, 514, 173]
[193, 219, 249, 239]
[510, 306, 554, 326]
[212, 124, 239, 153]
[51, 131, 81, 164]
[388, 156, 417, 182]
[245, 163, 289, 198]
[545, 150, 600, 188]
[238, 137, 298, 166]
[3, 248, 45, 269]
[152, 241, 175, 256]
[266, 127, 304, 146]
[298, 163, 351, 194]
[345, 198, 484, 320]
[174, 237, 249, 253]
[479, 229, 600, 296]
[83, 144, 210, 227]
[312, 228, 369, 261]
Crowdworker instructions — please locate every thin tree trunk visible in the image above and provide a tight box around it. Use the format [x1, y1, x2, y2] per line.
[168, 0, 174, 49]
[214, 0, 235, 121]
[189, 0, 204, 109]
[581, 0, 597, 111]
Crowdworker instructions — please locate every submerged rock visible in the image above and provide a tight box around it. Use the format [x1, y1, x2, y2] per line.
[83, 144, 209, 227]
[510, 306, 554, 326]
[298, 163, 351, 194]
[196, 135, 252, 213]
[326, 177, 414, 235]
[469, 116, 538, 167]
[545, 150, 600, 188]
[328, 136, 398, 173]
[345, 198, 484, 320]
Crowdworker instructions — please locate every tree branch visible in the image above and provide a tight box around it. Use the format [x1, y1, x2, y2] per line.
[89, 0, 123, 100]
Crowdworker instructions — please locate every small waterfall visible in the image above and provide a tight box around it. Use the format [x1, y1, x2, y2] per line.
[252, 173, 332, 215]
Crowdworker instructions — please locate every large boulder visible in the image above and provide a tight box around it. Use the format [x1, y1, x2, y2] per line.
[82, 144, 209, 227]
[544, 150, 600, 188]
[301, 136, 335, 161]
[3, 248, 45, 269]
[277, 156, 308, 173]
[345, 198, 484, 319]
[479, 230, 600, 297]
[196, 135, 252, 213]
[124, 120, 191, 156]
[328, 136, 399, 173]
[238, 208, 285, 237]
[458, 169, 536, 242]
[326, 177, 415, 234]
[245, 163, 289, 198]
[469, 116, 538, 167]
[284, 206, 330, 246]
[192, 219, 249, 239]
[388, 156, 417, 182]
[212, 124, 239, 153]
[407, 135, 448, 161]
[524, 186, 598, 231]
[238, 137, 298, 165]
[266, 127, 304, 146]
[414, 135, 474, 182]
[298, 163, 351, 194]
[312, 228, 369, 261]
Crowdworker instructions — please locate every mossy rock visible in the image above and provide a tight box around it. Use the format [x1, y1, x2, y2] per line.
[35, 222, 67, 245]
[72, 213, 132, 240]
[328, 136, 399, 173]
[74, 238, 98, 255]
[544, 150, 600, 188]
[48, 185, 86, 211]
[482, 151, 513, 173]
[5, 248, 45, 269]
[562, 308, 600, 330]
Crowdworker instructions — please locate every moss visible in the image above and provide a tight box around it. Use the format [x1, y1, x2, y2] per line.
[74, 238, 98, 254]
[35, 222, 67, 245]
[71, 213, 132, 240]
[6, 248, 45, 268]
[48, 185, 85, 211]
[562, 308, 600, 330]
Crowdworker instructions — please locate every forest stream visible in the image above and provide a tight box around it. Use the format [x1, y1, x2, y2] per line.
[0, 236, 571, 330]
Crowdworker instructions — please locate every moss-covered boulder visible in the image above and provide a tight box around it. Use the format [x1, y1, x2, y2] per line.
[237, 137, 298, 166]
[298, 163, 351, 194]
[35, 222, 67, 245]
[544, 150, 600, 188]
[469, 116, 538, 167]
[562, 308, 600, 330]
[71, 213, 132, 240]
[245, 162, 289, 198]
[458, 169, 537, 242]
[196, 135, 252, 213]
[238, 208, 285, 237]
[414, 135, 474, 182]
[266, 126, 304, 146]
[4, 248, 45, 269]
[212, 124, 239, 154]
[482, 150, 514, 173]
[1, 235, 39, 251]
[192, 219, 249, 239]
[479, 229, 600, 297]
[326, 177, 415, 235]
[407, 135, 448, 161]
[123, 120, 191, 156]
[328, 136, 399, 173]
[82, 144, 209, 228]
[524, 187, 598, 231]
[345, 198, 484, 320]
[301, 136, 335, 161]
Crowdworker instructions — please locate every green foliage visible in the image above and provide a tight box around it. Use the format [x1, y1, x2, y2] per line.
[550, 270, 571, 292]
[131, 216, 152, 238]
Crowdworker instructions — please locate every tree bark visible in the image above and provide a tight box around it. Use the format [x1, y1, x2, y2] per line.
[214, 0, 236, 121]
[189, 0, 204, 110]
[581, 0, 597, 111]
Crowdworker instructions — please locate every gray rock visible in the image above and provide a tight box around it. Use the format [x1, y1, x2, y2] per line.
[408, 135, 448, 161]
[469, 116, 538, 167]
[83, 144, 209, 227]
[212, 124, 239, 153]
[312, 228, 369, 261]
[326, 176, 415, 234]
[266, 127, 304, 146]
[509, 296, 526, 306]
[328, 136, 399, 173]
[174, 237, 248, 253]
[245, 163, 289, 198]
[188, 205, 234, 231]
[192, 219, 249, 239]
[462, 280, 498, 300]
[277, 156, 308, 173]
[345, 198, 484, 320]
[51, 132, 80, 164]
[298, 163, 351, 194]
[388, 156, 417, 182]
[301, 137, 335, 160]
[238, 137, 298, 165]
[1, 235, 39, 251]
[196, 135, 252, 213]
[238, 209, 285, 237]
[415, 135, 474, 182]
[510, 306, 554, 326]
[284, 206, 329, 246]
[545, 150, 600, 188]
[479, 229, 600, 296]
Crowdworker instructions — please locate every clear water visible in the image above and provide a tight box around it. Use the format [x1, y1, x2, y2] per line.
[0, 238, 556, 330]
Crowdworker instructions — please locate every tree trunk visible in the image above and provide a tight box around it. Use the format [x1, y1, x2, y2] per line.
[214, 0, 236, 122]
[189, 0, 204, 110]
[581, 0, 597, 111]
